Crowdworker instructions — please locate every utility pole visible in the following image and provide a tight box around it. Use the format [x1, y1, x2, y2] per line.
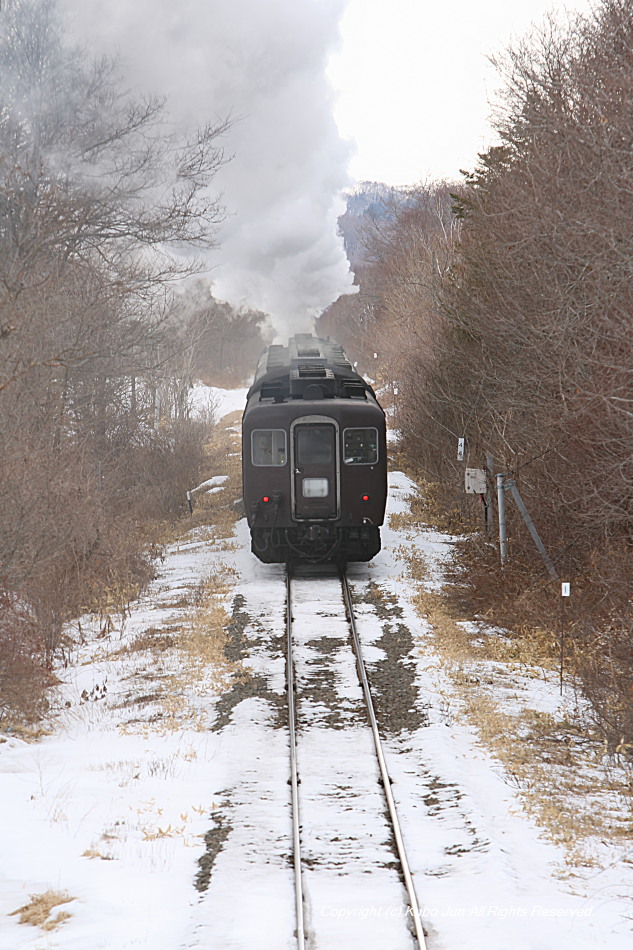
[485, 452, 494, 535]
[496, 473, 508, 566]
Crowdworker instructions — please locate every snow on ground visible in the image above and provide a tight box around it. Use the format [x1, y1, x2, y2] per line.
[0, 532, 232, 950]
[1, 391, 632, 948]
[189, 384, 248, 422]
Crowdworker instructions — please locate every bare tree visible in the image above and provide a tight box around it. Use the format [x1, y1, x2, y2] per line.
[170, 279, 272, 387]
[327, 2, 633, 749]
[0, 0, 230, 719]
[399, 0, 633, 748]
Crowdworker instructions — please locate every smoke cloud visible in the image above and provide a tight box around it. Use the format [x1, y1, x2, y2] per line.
[59, 0, 355, 338]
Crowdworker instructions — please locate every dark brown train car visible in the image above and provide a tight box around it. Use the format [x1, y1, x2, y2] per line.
[242, 334, 387, 565]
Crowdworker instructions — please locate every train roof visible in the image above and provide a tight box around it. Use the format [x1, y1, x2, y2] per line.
[246, 334, 377, 404]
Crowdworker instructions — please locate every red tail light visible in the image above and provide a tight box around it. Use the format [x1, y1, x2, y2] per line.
[262, 495, 270, 503]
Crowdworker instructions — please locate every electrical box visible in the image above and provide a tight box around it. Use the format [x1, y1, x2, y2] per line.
[465, 468, 487, 494]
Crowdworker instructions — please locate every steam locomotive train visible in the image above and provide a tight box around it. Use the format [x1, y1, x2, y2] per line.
[242, 334, 387, 565]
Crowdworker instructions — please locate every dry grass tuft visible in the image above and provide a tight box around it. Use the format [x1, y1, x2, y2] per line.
[458, 691, 631, 857]
[396, 545, 431, 583]
[82, 846, 113, 860]
[398, 523, 633, 861]
[112, 627, 178, 657]
[155, 568, 246, 729]
[0, 721, 54, 742]
[410, 587, 474, 662]
[142, 823, 186, 840]
[181, 602, 232, 672]
[388, 511, 415, 534]
[390, 457, 469, 532]
[106, 414, 245, 731]
[115, 562, 244, 734]
[10, 890, 74, 931]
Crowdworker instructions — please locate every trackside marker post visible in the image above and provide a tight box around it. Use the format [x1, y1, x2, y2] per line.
[560, 582, 570, 693]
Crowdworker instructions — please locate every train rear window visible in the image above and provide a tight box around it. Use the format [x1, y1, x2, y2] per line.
[296, 426, 334, 464]
[343, 428, 379, 464]
[251, 429, 287, 466]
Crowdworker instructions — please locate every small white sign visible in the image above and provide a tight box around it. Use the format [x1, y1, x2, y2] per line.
[561, 582, 571, 597]
[457, 437, 465, 461]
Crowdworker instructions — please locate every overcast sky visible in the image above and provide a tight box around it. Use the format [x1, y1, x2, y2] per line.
[328, 0, 595, 185]
[60, 0, 596, 331]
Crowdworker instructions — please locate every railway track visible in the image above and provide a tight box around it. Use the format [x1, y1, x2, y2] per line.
[286, 567, 428, 950]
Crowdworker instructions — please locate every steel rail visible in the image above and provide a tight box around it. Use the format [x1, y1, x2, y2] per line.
[341, 574, 428, 950]
[286, 568, 306, 950]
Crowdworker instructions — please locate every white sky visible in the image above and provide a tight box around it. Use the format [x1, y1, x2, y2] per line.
[328, 0, 595, 185]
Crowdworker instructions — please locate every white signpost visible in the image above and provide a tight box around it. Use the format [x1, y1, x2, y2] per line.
[560, 582, 570, 693]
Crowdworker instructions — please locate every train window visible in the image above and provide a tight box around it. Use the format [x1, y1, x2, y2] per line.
[296, 425, 334, 464]
[343, 428, 379, 464]
[251, 429, 287, 466]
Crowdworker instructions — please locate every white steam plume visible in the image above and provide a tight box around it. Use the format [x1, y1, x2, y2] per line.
[59, 0, 355, 338]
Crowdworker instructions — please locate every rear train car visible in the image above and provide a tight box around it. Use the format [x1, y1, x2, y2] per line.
[242, 334, 387, 565]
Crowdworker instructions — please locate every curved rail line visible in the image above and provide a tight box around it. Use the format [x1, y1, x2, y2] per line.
[285, 567, 428, 950]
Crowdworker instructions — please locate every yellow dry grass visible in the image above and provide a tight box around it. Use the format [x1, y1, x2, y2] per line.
[0, 722, 54, 743]
[116, 565, 245, 735]
[82, 846, 113, 860]
[153, 566, 246, 731]
[411, 585, 556, 669]
[97, 411, 247, 734]
[397, 525, 633, 862]
[389, 457, 468, 533]
[141, 822, 188, 840]
[10, 890, 74, 931]
[112, 627, 177, 657]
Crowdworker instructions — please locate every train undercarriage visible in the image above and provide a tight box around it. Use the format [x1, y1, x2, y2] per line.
[250, 523, 381, 566]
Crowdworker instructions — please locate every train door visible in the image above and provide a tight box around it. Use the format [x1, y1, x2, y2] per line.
[291, 418, 339, 520]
